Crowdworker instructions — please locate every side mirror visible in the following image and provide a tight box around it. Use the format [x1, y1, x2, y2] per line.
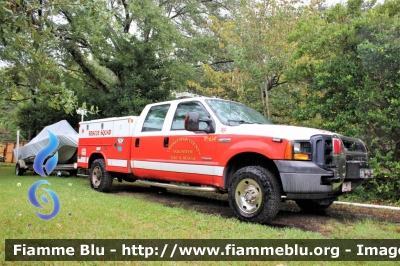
[184, 112, 199, 131]
[185, 112, 215, 133]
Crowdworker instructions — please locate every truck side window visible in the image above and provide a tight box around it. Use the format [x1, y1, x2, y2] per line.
[142, 104, 170, 132]
[171, 102, 210, 130]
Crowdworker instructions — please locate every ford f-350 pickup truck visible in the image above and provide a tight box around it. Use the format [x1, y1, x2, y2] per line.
[77, 97, 373, 223]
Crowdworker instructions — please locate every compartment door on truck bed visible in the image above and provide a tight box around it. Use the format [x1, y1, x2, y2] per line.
[78, 119, 114, 168]
[108, 117, 137, 173]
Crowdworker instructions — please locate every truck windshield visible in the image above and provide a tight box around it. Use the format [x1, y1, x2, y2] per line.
[205, 99, 272, 126]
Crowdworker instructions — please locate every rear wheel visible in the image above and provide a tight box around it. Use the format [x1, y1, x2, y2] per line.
[90, 159, 113, 192]
[228, 166, 281, 223]
[295, 199, 335, 212]
[15, 162, 25, 176]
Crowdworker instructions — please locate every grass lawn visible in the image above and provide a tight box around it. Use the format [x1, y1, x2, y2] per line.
[1, 163, 399, 265]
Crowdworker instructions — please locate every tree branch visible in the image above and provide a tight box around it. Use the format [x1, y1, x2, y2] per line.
[64, 42, 110, 94]
[121, 0, 133, 33]
[195, 59, 234, 67]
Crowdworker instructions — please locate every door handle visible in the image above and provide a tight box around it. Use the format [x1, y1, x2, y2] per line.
[163, 137, 169, 148]
[135, 138, 140, 147]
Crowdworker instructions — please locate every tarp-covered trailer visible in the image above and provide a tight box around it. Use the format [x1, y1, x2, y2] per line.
[13, 120, 78, 176]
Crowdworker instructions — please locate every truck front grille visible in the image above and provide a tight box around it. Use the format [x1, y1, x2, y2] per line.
[311, 135, 333, 169]
[311, 135, 368, 171]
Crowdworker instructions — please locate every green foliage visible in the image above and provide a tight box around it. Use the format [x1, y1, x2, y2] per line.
[0, 1, 79, 113]
[101, 40, 170, 117]
[1, 0, 234, 131]
[366, 145, 400, 202]
[289, 0, 400, 201]
[188, 0, 304, 119]
[304, 54, 365, 136]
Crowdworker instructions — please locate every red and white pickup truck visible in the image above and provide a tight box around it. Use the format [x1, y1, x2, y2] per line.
[77, 97, 373, 223]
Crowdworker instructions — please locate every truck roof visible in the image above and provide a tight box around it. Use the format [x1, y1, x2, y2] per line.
[79, 97, 236, 125]
[145, 96, 236, 107]
[79, 115, 138, 125]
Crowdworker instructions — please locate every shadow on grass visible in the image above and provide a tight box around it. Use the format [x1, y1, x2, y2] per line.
[107, 182, 353, 233]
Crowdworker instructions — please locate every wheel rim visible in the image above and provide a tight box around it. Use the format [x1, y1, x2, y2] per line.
[235, 178, 262, 214]
[91, 165, 102, 188]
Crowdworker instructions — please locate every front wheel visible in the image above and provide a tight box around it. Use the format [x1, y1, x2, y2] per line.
[295, 199, 335, 212]
[228, 166, 281, 223]
[90, 159, 113, 192]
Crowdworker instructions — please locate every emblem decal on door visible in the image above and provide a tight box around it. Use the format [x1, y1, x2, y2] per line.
[167, 137, 201, 155]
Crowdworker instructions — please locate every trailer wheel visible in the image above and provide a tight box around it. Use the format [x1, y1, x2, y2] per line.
[295, 199, 334, 212]
[90, 159, 113, 192]
[15, 162, 25, 176]
[228, 166, 281, 223]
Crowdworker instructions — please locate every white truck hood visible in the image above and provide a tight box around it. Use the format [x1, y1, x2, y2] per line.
[226, 124, 336, 140]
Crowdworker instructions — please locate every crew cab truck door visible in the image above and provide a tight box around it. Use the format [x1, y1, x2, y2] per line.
[131, 103, 171, 178]
[162, 101, 217, 185]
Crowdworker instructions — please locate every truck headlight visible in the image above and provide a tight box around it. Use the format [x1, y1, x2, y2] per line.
[285, 141, 311, 160]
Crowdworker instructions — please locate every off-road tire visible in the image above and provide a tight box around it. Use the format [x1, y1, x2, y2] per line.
[15, 162, 25, 176]
[90, 159, 113, 192]
[228, 166, 281, 223]
[295, 199, 334, 213]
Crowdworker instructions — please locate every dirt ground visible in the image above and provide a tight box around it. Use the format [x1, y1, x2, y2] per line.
[109, 183, 400, 235]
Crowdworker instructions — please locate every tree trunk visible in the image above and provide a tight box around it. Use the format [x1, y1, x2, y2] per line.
[260, 85, 266, 117]
[264, 83, 270, 120]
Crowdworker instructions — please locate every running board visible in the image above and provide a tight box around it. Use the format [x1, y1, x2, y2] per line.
[136, 180, 218, 192]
